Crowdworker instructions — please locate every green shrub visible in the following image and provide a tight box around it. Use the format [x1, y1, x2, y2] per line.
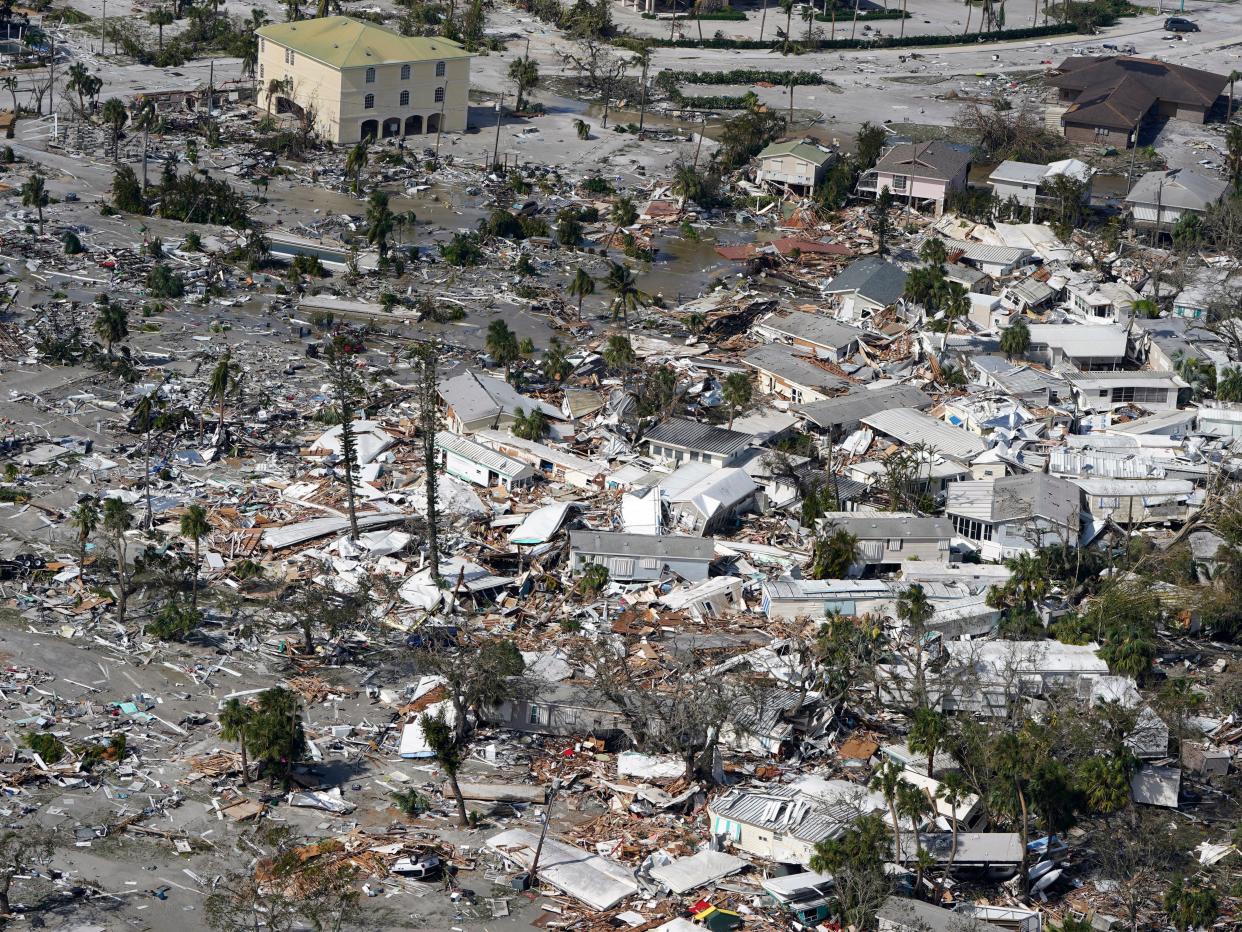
[816, 7, 907, 19]
[392, 788, 430, 815]
[24, 732, 65, 764]
[623, 23, 1075, 51]
[440, 231, 484, 266]
[146, 264, 185, 298]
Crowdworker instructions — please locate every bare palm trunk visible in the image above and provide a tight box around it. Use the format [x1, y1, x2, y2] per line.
[144, 431, 153, 529]
[1017, 786, 1030, 896]
[850, 0, 860, 39]
[239, 734, 249, 784]
[192, 537, 201, 607]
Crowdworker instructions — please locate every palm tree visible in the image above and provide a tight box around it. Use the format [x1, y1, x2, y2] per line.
[508, 55, 540, 112]
[607, 195, 637, 247]
[671, 162, 703, 208]
[241, 9, 268, 83]
[101, 97, 128, 162]
[219, 698, 254, 784]
[543, 337, 572, 381]
[992, 732, 1032, 895]
[907, 707, 948, 777]
[896, 782, 931, 889]
[250, 687, 307, 789]
[265, 77, 289, 115]
[2, 76, 18, 116]
[365, 190, 395, 259]
[602, 334, 635, 375]
[94, 300, 129, 356]
[132, 391, 163, 529]
[1225, 124, 1242, 194]
[566, 267, 594, 320]
[869, 759, 908, 860]
[102, 497, 133, 626]
[778, 0, 795, 53]
[208, 352, 240, 443]
[1217, 367, 1242, 403]
[604, 262, 649, 330]
[70, 498, 99, 589]
[722, 371, 752, 430]
[148, 7, 174, 50]
[134, 100, 158, 192]
[345, 139, 369, 195]
[180, 503, 210, 608]
[511, 407, 548, 440]
[66, 62, 91, 112]
[1228, 69, 1241, 121]
[937, 771, 969, 887]
[999, 317, 1030, 362]
[485, 319, 520, 382]
[685, 312, 707, 336]
[20, 173, 48, 237]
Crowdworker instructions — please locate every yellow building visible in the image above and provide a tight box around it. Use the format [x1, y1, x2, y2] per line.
[255, 16, 471, 144]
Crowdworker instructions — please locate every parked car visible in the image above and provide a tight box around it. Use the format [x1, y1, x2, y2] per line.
[1164, 16, 1199, 31]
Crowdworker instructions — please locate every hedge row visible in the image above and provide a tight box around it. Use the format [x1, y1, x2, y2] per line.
[658, 68, 826, 85]
[816, 8, 909, 19]
[621, 22, 1076, 50]
[643, 8, 747, 18]
[678, 94, 753, 108]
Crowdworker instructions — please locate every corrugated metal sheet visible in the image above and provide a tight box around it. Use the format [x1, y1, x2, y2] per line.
[435, 431, 532, 479]
[645, 417, 751, 457]
[859, 408, 988, 462]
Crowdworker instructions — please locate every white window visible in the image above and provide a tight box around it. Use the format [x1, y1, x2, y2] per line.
[892, 174, 908, 192]
[436, 61, 446, 77]
[434, 86, 445, 103]
[365, 66, 376, 83]
[887, 538, 903, 551]
[641, 557, 658, 570]
[259, 38, 265, 53]
[611, 558, 635, 577]
[364, 93, 374, 109]
[399, 90, 409, 106]
[401, 63, 411, 80]
[259, 64, 264, 79]
[790, 387, 803, 403]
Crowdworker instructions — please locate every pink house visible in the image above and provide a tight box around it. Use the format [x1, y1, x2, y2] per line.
[858, 141, 972, 215]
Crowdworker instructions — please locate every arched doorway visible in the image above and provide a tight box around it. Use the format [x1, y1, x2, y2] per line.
[404, 114, 423, 135]
[427, 112, 441, 134]
[382, 117, 401, 138]
[360, 119, 378, 141]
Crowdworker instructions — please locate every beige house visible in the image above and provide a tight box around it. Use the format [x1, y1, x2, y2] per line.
[256, 16, 471, 144]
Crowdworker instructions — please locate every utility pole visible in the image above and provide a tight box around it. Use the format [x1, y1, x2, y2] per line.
[528, 777, 562, 886]
[102, 0, 106, 55]
[491, 93, 504, 169]
[637, 55, 648, 137]
[434, 89, 445, 156]
[692, 113, 706, 170]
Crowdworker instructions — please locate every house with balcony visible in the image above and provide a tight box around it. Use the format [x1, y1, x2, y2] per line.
[858, 140, 972, 214]
[756, 139, 836, 193]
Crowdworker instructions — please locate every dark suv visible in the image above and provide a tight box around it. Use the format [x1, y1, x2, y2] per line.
[1164, 16, 1199, 31]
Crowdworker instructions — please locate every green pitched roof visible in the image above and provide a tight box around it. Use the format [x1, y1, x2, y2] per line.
[758, 140, 834, 166]
[256, 16, 470, 69]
